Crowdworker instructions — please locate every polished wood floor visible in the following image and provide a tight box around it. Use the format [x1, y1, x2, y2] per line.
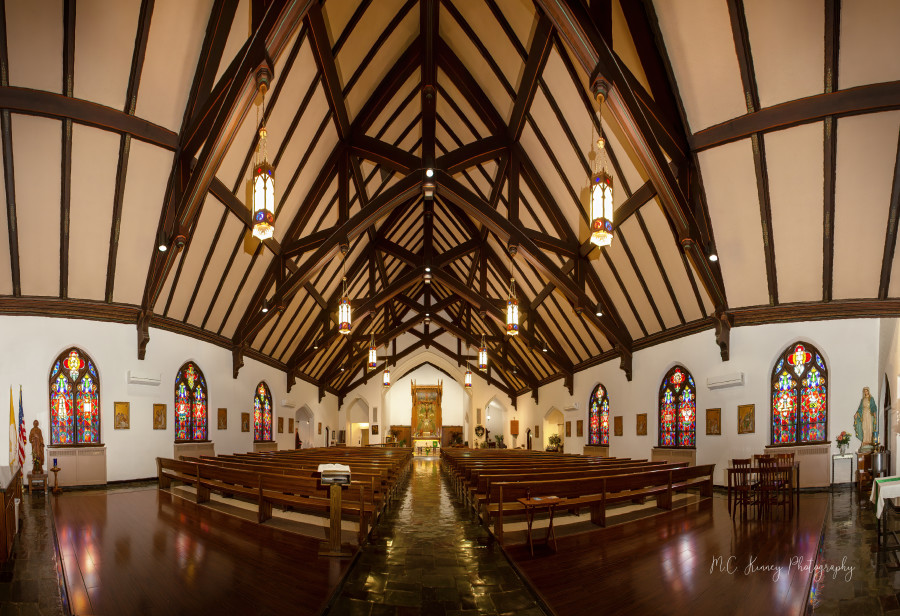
[52, 487, 353, 615]
[504, 494, 828, 616]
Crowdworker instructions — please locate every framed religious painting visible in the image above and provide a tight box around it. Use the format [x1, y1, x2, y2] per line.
[614, 415, 623, 436]
[636, 413, 647, 436]
[114, 402, 130, 430]
[576, 420, 583, 437]
[288, 418, 294, 433]
[565, 421, 571, 437]
[534, 425, 539, 438]
[278, 417, 284, 433]
[706, 408, 721, 435]
[738, 404, 755, 434]
[371, 424, 379, 435]
[241, 412, 250, 433]
[318, 422, 322, 435]
[152, 404, 166, 430]
[217, 408, 227, 430]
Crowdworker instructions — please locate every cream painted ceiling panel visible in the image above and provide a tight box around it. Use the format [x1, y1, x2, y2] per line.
[439, 5, 513, 122]
[186, 215, 245, 327]
[618, 217, 680, 328]
[322, 0, 355, 45]
[166, 198, 224, 320]
[68, 125, 119, 301]
[337, 0, 406, 93]
[840, 0, 900, 89]
[436, 69, 490, 138]
[6, 0, 62, 93]
[251, 308, 278, 351]
[212, 0, 249, 85]
[743, 0, 823, 109]
[220, 252, 271, 338]
[14, 115, 60, 297]
[520, 124, 581, 236]
[268, 292, 308, 358]
[640, 202, 703, 322]
[0, 143, 9, 295]
[611, 0, 650, 94]
[492, 0, 535, 52]
[203, 241, 259, 333]
[345, 10, 419, 121]
[152, 249, 182, 314]
[74, 0, 141, 110]
[699, 138, 769, 308]
[275, 122, 340, 244]
[766, 122, 824, 304]
[113, 139, 173, 305]
[653, 0, 746, 132]
[833, 111, 900, 299]
[135, 0, 214, 131]
[371, 74, 419, 139]
[592, 258, 642, 340]
[453, 0, 523, 90]
[606, 236, 661, 335]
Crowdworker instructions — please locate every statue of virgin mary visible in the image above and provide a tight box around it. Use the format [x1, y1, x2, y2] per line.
[853, 386, 878, 453]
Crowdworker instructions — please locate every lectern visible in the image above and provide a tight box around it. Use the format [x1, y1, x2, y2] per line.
[317, 464, 353, 558]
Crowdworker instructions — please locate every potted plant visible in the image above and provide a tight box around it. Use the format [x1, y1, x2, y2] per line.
[495, 434, 505, 449]
[835, 430, 851, 455]
[547, 433, 562, 452]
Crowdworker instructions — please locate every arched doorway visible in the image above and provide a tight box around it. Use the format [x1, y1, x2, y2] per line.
[294, 405, 314, 449]
[526, 428, 532, 450]
[543, 407, 565, 451]
[484, 398, 506, 448]
[347, 398, 370, 447]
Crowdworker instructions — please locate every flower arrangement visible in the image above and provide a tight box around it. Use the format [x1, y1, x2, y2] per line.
[835, 431, 851, 447]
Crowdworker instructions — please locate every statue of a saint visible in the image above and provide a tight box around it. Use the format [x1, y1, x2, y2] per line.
[29, 420, 45, 474]
[853, 386, 878, 453]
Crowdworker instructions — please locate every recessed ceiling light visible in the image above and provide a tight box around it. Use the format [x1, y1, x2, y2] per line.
[425, 267, 431, 272]
[709, 253, 718, 262]
[425, 168, 434, 178]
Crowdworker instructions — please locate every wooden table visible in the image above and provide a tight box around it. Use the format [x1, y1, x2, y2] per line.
[726, 463, 799, 516]
[517, 496, 565, 556]
[871, 477, 900, 548]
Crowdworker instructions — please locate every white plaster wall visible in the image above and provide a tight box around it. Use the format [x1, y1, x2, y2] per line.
[0, 316, 338, 481]
[508, 319, 879, 484]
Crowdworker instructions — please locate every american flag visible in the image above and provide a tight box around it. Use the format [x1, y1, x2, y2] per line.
[17, 386, 25, 469]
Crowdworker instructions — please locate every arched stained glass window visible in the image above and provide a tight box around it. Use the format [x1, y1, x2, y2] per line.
[659, 365, 696, 448]
[254, 382, 273, 442]
[49, 347, 100, 445]
[588, 384, 610, 446]
[772, 342, 827, 445]
[174, 362, 208, 442]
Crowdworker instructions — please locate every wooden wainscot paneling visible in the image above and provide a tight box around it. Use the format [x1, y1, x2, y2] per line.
[173, 442, 215, 460]
[583, 445, 609, 457]
[0, 467, 22, 563]
[253, 442, 278, 453]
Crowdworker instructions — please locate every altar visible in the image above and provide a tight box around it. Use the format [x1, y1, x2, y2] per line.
[413, 439, 441, 456]
[411, 381, 442, 455]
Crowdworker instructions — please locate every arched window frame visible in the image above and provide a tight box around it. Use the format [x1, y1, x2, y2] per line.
[588, 384, 610, 446]
[174, 361, 209, 442]
[771, 342, 828, 446]
[658, 365, 696, 448]
[253, 381, 273, 442]
[49, 347, 101, 446]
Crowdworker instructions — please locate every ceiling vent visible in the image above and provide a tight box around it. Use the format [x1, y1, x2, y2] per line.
[127, 371, 161, 386]
[707, 372, 744, 390]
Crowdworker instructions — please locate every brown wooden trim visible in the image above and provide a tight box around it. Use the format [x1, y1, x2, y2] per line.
[306, 3, 350, 141]
[822, 0, 840, 302]
[879, 131, 900, 298]
[690, 80, 900, 153]
[104, 135, 131, 303]
[59, 0, 75, 299]
[508, 15, 552, 142]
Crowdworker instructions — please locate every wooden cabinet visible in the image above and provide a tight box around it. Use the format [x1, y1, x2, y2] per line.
[857, 452, 873, 492]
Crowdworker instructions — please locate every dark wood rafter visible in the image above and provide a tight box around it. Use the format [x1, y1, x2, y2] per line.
[879, 132, 900, 299]
[141, 0, 309, 323]
[0, 0, 19, 296]
[108, 0, 153, 307]
[727, 0, 777, 306]
[59, 0, 75, 299]
[307, 3, 350, 141]
[823, 0, 840, 301]
[421, 0, 437, 170]
[508, 15, 552, 142]
[537, 0, 726, 314]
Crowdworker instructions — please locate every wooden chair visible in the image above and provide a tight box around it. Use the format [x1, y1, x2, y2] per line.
[731, 458, 753, 519]
[774, 452, 794, 466]
[757, 457, 780, 518]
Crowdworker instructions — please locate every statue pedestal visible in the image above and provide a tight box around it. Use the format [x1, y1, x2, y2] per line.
[858, 445, 874, 454]
[27, 472, 47, 495]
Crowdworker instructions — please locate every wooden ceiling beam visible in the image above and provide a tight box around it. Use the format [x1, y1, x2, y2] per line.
[59, 0, 76, 299]
[349, 135, 420, 174]
[307, 3, 350, 140]
[435, 136, 509, 175]
[537, 0, 726, 313]
[879, 132, 900, 299]
[0, 3, 19, 296]
[508, 15, 552, 142]
[352, 36, 422, 138]
[822, 0, 840, 302]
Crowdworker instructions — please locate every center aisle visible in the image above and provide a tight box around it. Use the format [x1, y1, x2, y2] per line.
[326, 456, 549, 616]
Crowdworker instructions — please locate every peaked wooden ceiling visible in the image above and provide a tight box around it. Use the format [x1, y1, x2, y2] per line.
[1, 0, 899, 405]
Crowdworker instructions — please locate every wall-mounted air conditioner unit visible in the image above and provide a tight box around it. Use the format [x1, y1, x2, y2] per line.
[707, 372, 744, 390]
[127, 370, 161, 386]
[281, 399, 297, 408]
[563, 402, 579, 412]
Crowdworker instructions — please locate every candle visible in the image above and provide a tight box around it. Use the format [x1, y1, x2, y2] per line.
[53, 458, 57, 467]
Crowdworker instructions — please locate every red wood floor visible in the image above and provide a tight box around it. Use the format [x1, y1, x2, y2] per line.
[52, 487, 353, 615]
[504, 494, 828, 616]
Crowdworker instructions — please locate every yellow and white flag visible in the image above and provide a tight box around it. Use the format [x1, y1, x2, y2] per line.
[8, 387, 14, 467]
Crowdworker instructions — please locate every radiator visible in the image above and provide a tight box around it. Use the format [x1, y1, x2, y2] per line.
[651, 447, 696, 466]
[582, 445, 609, 457]
[174, 442, 216, 460]
[47, 446, 107, 486]
[764, 444, 830, 488]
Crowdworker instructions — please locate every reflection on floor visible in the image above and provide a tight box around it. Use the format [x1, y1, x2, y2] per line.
[326, 456, 548, 615]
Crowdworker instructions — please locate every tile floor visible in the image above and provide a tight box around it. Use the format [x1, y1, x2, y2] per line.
[325, 457, 549, 616]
